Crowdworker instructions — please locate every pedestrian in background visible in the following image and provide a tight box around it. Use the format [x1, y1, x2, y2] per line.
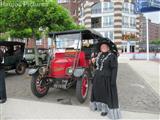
[90, 40, 121, 119]
[0, 48, 7, 103]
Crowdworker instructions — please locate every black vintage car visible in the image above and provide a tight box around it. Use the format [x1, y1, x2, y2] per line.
[0, 41, 27, 75]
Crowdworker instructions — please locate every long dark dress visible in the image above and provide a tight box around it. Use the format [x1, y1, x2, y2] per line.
[90, 52, 121, 119]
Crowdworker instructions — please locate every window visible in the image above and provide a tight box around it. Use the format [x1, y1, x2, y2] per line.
[123, 2, 135, 14]
[79, 20, 84, 25]
[104, 31, 114, 41]
[80, 7, 84, 17]
[73, 9, 77, 16]
[91, 2, 102, 14]
[103, 2, 114, 12]
[91, 17, 102, 28]
[130, 3, 134, 13]
[26, 49, 35, 54]
[130, 17, 136, 28]
[55, 33, 81, 49]
[122, 2, 129, 13]
[122, 16, 129, 27]
[103, 16, 114, 27]
[36, 39, 42, 45]
[58, 0, 69, 3]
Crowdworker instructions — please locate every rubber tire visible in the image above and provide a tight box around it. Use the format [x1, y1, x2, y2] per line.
[31, 74, 49, 98]
[76, 72, 89, 103]
[15, 62, 26, 75]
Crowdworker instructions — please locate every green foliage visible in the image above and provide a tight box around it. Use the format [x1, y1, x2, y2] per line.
[150, 39, 160, 45]
[0, 0, 79, 39]
[0, 33, 10, 41]
[9, 29, 40, 39]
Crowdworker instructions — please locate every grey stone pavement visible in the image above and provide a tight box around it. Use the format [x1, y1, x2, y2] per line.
[0, 57, 160, 119]
[1, 98, 159, 119]
[127, 59, 159, 95]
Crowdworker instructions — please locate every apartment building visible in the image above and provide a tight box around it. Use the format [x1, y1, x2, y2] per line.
[58, 0, 79, 23]
[77, 0, 140, 52]
[139, 14, 160, 42]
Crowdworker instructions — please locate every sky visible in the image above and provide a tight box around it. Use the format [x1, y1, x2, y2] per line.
[143, 11, 160, 24]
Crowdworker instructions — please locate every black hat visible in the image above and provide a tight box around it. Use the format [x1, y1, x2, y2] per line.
[98, 40, 110, 50]
[97, 38, 118, 55]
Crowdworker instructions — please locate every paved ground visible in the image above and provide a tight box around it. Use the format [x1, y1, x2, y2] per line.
[4, 61, 160, 115]
[128, 60, 159, 95]
[1, 98, 159, 120]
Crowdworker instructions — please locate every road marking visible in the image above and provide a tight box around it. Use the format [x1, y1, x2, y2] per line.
[131, 84, 145, 89]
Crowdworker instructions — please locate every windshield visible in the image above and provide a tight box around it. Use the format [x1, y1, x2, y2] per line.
[55, 33, 81, 49]
[25, 49, 35, 54]
[38, 49, 48, 54]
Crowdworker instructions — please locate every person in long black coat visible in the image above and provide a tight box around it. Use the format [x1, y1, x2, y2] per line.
[0, 49, 7, 103]
[90, 41, 121, 119]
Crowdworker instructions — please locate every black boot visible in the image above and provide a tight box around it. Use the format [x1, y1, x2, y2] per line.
[101, 112, 108, 116]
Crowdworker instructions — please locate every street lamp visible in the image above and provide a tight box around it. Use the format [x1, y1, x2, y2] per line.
[146, 16, 149, 61]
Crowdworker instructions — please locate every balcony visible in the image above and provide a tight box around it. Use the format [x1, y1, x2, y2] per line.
[91, 9, 101, 14]
[103, 22, 114, 28]
[103, 7, 114, 13]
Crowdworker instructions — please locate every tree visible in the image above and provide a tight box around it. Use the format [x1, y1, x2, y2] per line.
[1, 0, 79, 65]
[9, 29, 40, 41]
[150, 39, 160, 45]
[0, 32, 10, 41]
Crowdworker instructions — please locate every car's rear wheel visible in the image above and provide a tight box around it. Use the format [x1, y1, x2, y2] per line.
[15, 62, 26, 75]
[31, 74, 49, 98]
[76, 72, 89, 103]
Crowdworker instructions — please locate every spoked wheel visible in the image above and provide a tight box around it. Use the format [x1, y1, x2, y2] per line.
[76, 72, 89, 103]
[31, 74, 49, 98]
[15, 62, 26, 75]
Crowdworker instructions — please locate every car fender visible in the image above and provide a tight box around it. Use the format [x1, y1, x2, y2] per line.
[28, 68, 39, 76]
[73, 68, 85, 77]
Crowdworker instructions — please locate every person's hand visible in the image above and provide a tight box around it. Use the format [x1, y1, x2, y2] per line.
[91, 58, 96, 64]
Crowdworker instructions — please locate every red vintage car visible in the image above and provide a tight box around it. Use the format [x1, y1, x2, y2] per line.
[28, 29, 104, 103]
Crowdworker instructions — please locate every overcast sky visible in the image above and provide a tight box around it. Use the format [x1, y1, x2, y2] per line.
[143, 11, 160, 24]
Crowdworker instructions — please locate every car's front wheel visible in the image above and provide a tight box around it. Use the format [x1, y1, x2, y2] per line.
[76, 72, 89, 103]
[31, 74, 49, 98]
[15, 62, 26, 75]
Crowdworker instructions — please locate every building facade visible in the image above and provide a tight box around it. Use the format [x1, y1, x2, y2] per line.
[139, 14, 147, 42]
[58, 0, 79, 24]
[139, 14, 160, 42]
[148, 20, 160, 41]
[78, 0, 140, 53]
